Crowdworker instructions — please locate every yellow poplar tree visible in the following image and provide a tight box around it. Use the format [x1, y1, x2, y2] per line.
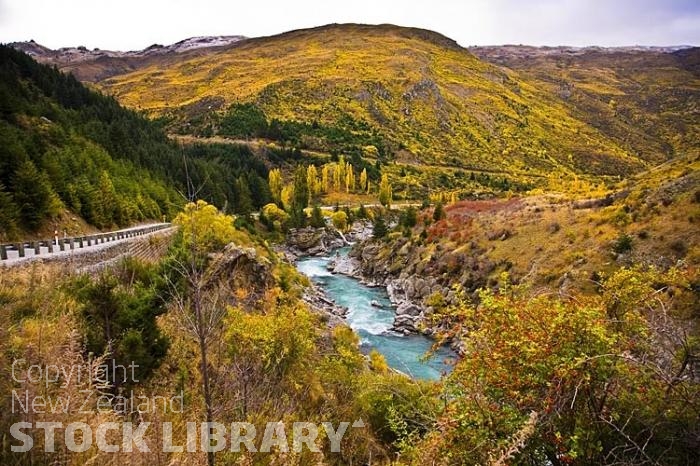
[281, 184, 294, 211]
[359, 168, 368, 193]
[268, 169, 283, 204]
[345, 165, 355, 193]
[333, 163, 341, 192]
[307, 165, 320, 196]
[337, 156, 346, 187]
[321, 164, 331, 193]
[379, 173, 392, 208]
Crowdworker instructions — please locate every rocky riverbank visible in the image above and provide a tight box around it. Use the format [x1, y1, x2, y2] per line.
[279, 221, 374, 327]
[301, 283, 348, 327]
[324, 235, 484, 356]
[326, 246, 443, 336]
[283, 221, 466, 351]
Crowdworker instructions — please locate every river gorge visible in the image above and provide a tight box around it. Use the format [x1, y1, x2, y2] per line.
[296, 249, 456, 380]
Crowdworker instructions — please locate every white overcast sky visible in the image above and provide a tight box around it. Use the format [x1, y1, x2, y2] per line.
[0, 0, 698, 50]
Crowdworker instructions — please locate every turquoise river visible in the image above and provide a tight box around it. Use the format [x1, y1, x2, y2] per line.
[296, 250, 456, 380]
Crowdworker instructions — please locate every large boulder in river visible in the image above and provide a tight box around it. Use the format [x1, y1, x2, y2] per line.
[396, 301, 422, 317]
[392, 313, 419, 334]
[329, 253, 361, 276]
[391, 301, 425, 334]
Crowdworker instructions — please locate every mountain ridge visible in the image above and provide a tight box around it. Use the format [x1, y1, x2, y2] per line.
[9, 35, 246, 82]
[9, 24, 700, 192]
[10, 35, 247, 60]
[11, 33, 695, 59]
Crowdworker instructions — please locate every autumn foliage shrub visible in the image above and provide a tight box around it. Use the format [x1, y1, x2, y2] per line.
[411, 268, 699, 465]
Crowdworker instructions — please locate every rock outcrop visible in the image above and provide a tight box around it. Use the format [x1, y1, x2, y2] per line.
[337, 236, 494, 338]
[205, 243, 274, 294]
[302, 286, 348, 328]
[345, 221, 373, 243]
[327, 252, 360, 276]
[391, 301, 423, 334]
[286, 227, 346, 256]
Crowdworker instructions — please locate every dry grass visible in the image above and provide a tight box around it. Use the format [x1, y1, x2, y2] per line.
[399, 155, 700, 293]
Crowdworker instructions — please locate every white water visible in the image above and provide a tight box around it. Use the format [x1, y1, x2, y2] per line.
[296, 250, 456, 380]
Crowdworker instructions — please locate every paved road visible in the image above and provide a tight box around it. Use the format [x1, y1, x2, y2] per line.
[0, 223, 174, 267]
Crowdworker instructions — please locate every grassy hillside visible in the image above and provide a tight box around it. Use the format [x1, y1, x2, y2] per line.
[471, 46, 700, 166]
[93, 24, 692, 183]
[357, 153, 699, 300]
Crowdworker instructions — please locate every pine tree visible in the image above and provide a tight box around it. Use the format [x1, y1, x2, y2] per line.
[65, 183, 81, 214]
[356, 204, 368, 219]
[77, 178, 102, 225]
[401, 206, 417, 228]
[433, 201, 446, 222]
[373, 215, 388, 239]
[75, 273, 168, 388]
[293, 166, 309, 211]
[234, 175, 253, 216]
[12, 160, 55, 230]
[247, 172, 272, 209]
[310, 204, 325, 228]
[0, 182, 20, 240]
[98, 170, 118, 226]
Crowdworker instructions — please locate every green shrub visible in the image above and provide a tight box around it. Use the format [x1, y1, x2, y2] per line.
[669, 239, 688, 256]
[373, 216, 388, 239]
[613, 233, 633, 254]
